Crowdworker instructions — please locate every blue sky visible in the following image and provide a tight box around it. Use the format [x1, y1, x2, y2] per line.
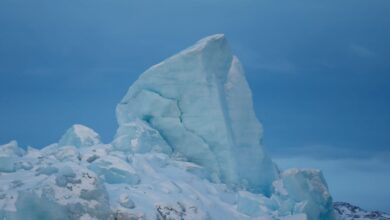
[1, 0, 390, 212]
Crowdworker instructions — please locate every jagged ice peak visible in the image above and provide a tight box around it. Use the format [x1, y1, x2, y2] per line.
[115, 33, 278, 194]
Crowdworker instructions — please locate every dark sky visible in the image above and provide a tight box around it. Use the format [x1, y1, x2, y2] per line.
[1, 0, 389, 212]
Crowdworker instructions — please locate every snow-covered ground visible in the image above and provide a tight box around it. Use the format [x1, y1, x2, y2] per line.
[334, 202, 390, 220]
[0, 138, 331, 220]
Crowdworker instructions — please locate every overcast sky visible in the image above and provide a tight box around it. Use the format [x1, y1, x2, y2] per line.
[1, 0, 389, 212]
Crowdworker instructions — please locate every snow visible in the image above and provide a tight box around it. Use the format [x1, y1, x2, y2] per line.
[333, 202, 390, 220]
[0, 34, 336, 220]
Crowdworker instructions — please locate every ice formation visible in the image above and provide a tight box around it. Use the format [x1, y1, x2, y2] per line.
[0, 34, 334, 220]
[115, 34, 278, 194]
[59, 124, 101, 148]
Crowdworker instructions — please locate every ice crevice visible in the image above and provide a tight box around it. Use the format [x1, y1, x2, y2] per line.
[175, 96, 223, 182]
[138, 88, 222, 181]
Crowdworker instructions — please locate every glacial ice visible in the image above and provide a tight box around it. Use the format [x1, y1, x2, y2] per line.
[273, 169, 333, 219]
[113, 119, 172, 154]
[0, 34, 334, 220]
[0, 141, 25, 173]
[116, 34, 278, 194]
[0, 141, 25, 157]
[59, 124, 101, 148]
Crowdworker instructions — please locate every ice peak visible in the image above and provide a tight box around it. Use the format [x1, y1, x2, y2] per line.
[178, 33, 230, 59]
[0, 140, 25, 157]
[58, 124, 101, 148]
[143, 34, 233, 82]
[200, 33, 225, 42]
[115, 34, 278, 193]
[71, 124, 97, 137]
[187, 33, 227, 51]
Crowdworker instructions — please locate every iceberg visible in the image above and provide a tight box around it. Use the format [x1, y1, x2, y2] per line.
[115, 34, 278, 194]
[0, 34, 335, 220]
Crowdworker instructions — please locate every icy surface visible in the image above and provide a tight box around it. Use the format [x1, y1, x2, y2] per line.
[0, 141, 26, 173]
[0, 34, 337, 220]
[272, 169, 333, 220]
[59, 124, 101, 148]
[0, 139, 321, 220]
[116, 34, 278, 194]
